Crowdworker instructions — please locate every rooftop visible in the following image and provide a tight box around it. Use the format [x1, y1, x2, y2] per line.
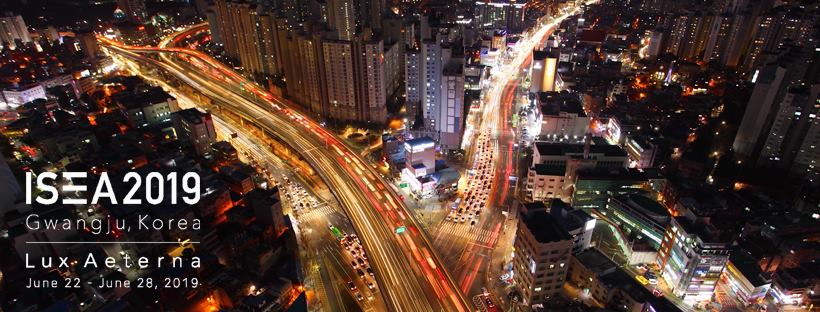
[574, 248, 617, 276]
[538, 91, 585, 116]
[674, 217, 729, 244]
[550, 200, 594, 231]
[579, 29, 607, 43]
[532, 164, 566, 176]
[520, 209, 572, 243]
[405, 136, 436, 148]
[729, 247, 771, 287]
[443, 64, 464, 75]
[613, 194, 669, 218]
[534, 142, 627, 158]
[576, 167, 648, 181]
[574, 249, 682, 312]
[114, 87, 173, 110]
[245, 187, 282, 207]
[173, 108, 210, 124]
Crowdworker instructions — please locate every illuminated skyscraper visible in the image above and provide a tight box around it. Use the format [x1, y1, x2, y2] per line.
[734, 48, 809, 158]
[116, 0, 147, 23]
[733, 63, 787, 157]
[323, 39, 358, 122]
[322, 33, 388, 125]
[404, 47, 422, 124]
[742, 6, 814, 73]
[475, 0, 528, 33]
[353, 32, 388, 124]
[530, 49, 559, 93]
[421, 38, 443, 129]
[438, 65, 464, 150]
[327, 0, 356, 40]
[703, 14, 733, 63]
[758, 85, 820, 181]
[0, 13, 31, 50]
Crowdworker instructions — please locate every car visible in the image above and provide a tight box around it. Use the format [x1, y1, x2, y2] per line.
[366, 267, 374, 276]
[484, 296, 496, 308]
[355, 292, 364, 301]
[351, 260, 358, 269]
[357, 258, 365, 266]
[470, 220, 476, 226]
[645, 272, 658, 284]
[347, 281, 357, 291]
[460, 216, 467, 223]
[357, 269, 365, 278]
[635, 275, 650, 285]
[445, 215, 452, 221]
[367, 281, 375, 290]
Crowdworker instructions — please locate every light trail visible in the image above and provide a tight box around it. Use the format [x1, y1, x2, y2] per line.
[99, 33, 470, 311]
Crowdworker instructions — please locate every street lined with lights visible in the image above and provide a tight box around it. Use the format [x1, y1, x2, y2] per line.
[98, 30, 471, 311]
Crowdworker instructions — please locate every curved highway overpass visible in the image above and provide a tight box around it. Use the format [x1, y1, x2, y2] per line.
[99, 34, 470, 312]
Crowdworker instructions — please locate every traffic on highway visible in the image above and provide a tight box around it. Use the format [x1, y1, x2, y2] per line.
[98, 32, 471, 312]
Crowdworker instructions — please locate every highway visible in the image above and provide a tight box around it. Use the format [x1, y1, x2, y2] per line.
[98, 34, 470, 312]
[117, 53, 382, 311]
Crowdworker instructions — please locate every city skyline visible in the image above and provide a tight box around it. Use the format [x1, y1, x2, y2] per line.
[0, 0, 818, 311]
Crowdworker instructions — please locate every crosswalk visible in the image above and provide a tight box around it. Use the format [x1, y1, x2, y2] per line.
[297, 204, 335, 223]
[434, 222, 496, 245]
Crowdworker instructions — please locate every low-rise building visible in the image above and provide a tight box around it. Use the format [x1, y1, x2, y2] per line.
[2, 84, 46, 108]
[401, 137, 440, 197]
[568, 248, 683, 312]
[571, 167, 655, 211]
[211, 141, 239, 162]
[36, 129, 100, 164]
[173, 108, 216, 156]
[381, 134, 406, 168]
[770, 262, 819, 308]
[526, 164, 566, 201]
[115, 87, 179, 128]
[548, 200, 596, 254]
[526, 141, 628, 201]
[623, 135, 659, 169]
[656, 217, 731, 302]
[246, 187, 285, 236]
[604, 194, 671, 249]
[535, 91, 590, 142]
[723, 248, 772, 307]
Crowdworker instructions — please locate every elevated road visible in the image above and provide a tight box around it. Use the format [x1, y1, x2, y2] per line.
[99, 34, 470, 312]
